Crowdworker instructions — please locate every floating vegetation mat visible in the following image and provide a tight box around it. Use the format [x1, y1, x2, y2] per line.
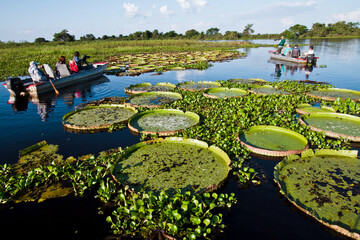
[113, 138, 231, 194]
[274, 149, 360, 239]
[128, 109, 199, 136]
[237, 125, 309, 157]
[203, 87, 248, 98]
[300, 112, 360, 142]
[249, 85, 290, 95]
[13, 141, 73, 203]
[125, 82, 176, 94]
[178, 81, 221, 91]
[63, 104, 137, 133]
[127, 92, 182, 108]
[296, 103, 336, 115]
[227, 78, 268, 85]
[306, 88, 360, 101]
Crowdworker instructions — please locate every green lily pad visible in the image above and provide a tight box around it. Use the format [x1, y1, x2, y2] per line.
[249, 85, 290, 95]
[128, 109, 199, 136]
[63, 104, 137, 133]
[306, 88, 360, 101]
[228, 78, 268, 85]
[113, 137, 231, 194]
[296, 104, 336, 115]
[203, 87, 248, 98]
[178, 81, 221, 91]
[274, 149, 360, 239]
[237, 125, 309, 157]
[300, 112, 360, 142]
[125, 82, 176, 94]
[128, 92, 182, 108]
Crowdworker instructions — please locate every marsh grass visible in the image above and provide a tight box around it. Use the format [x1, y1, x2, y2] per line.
[0, 40, 256, 80]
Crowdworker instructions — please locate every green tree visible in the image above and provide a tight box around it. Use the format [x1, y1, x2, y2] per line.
[283, 24, 308, 38]
[34, 37, 47, 43]
[206, 27, 220, 37]
[185, 29, 200, 39]
[163, 30, 178, 38]
[53, 29, 75, 42]
[242, 24, 254, 36]
[80, 34, 96, 41]
[224, 31, 241, 40]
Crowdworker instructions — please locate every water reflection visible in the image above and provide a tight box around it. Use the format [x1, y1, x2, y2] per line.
[269, 59, 315, 79]
[8, 75, 110, 121]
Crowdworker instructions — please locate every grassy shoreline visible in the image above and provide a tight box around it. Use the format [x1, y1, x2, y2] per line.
[0, 40, 259, 81]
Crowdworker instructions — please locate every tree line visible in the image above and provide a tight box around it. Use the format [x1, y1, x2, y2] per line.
[31, 21, 360, 43]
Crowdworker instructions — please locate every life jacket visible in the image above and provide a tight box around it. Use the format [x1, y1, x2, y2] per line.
[69, 60, 79, 73]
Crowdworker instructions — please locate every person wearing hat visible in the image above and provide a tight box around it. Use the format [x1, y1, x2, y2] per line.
[28, 61, 47, 82]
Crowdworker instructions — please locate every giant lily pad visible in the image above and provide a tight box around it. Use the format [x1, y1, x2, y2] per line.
[228, 78, 268, 85]
[249, 85, 290, 95]
[127, 92, 182, 108]
[203, 87, 248, 99]
[112, 137, 231, 194]
[178, 81, 221, 92]
[237, 125, 309, 157]
[299, 112, 360, 142]
[274, 149, 360, 239]
[125, 82, 176, 94]
[62, 104, 137, 133]
[128, 109, 199, 136]
[295, 103, 336, 115]
[306, 88, 360, 101]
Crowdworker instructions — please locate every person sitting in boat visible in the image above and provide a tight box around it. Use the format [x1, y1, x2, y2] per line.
[283, 44, 292, 56]
[69, 59, 79, 73]
[304, 46, 315, 63]
[55, 56, 70, 76]
[291, 45, 301, 58]
[28, 61, 47, 83]
[73, 51, 90, 70]
[276, 36, 286, 54]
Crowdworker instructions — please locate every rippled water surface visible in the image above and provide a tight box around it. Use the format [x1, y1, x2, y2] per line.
[0, 39, 359, 240]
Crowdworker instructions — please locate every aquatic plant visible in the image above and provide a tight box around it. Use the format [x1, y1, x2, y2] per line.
[178, 81, 221, 92]
[125, 82, 176, 95]
[307, 88, 360, 101]
[274, 149, 360, 239]
[128, 92, 182, 108]
[203, 87, 248, 99]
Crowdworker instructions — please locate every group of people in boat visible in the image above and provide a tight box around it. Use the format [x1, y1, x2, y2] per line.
[276, 36, 316, 62]
[28, 51, 90, 83]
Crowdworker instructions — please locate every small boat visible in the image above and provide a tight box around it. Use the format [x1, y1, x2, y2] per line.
[268, 50, 317, 64]
[3, 62, 108, 97]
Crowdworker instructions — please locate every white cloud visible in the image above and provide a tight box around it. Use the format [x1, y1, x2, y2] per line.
[176, 0, 207, 12]
[160, 5, 174, 18]
[332, 9, 360, 22]
[123, 2, 138, 18]
[280, 17, 294, 27]
[17, 30, 32, 35]
[274, 1, 317, 7]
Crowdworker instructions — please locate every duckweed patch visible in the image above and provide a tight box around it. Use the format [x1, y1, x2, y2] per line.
[113, 138, 230, 194]
[129, 109, 199, 135]
[274, 150, 360, 237]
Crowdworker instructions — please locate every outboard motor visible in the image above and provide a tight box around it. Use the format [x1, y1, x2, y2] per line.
[6, 77, 25, 96]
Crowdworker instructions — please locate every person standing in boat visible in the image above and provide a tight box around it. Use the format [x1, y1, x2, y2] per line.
[28, 61, 47, 82]
[276, 36, 286, 54]
[292, 45, 301, 58]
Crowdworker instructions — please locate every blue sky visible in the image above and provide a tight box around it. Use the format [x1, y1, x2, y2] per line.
[1, 0, 359, 42]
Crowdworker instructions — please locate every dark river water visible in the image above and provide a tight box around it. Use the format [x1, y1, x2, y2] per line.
[0, 39, 359, 239]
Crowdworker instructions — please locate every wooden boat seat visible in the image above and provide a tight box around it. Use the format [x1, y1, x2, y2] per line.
[43, 64, 56, 79]
[57, 64, 71, 78]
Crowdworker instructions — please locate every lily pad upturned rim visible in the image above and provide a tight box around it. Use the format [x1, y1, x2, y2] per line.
[112, 137, 231, 194]
[306, 88, 360, 102]
[125, 91, 183, 108]
[236, 125, 309, 157]
[299, 112, 360, 142]
[295, 103, 336, 115]
[124, 82, 176, 94]
[177, 81, 221, 92]
[62, 104, 137, 132]
[128, 109, 200, 136]
[248, 85, 291, 95]
[202, 87, 249, 99]
[274, 149, 360, 240]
